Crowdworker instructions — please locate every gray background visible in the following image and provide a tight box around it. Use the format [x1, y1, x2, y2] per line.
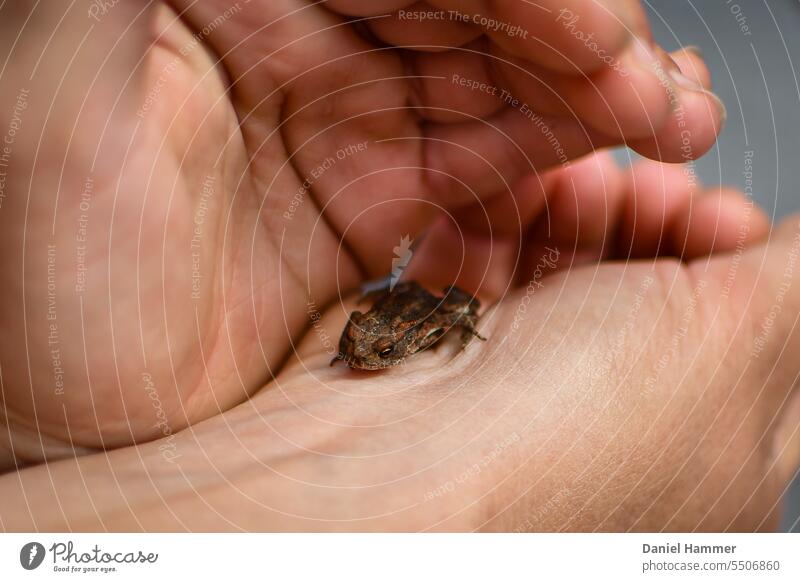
[642, 0, 800, 532]
[647, 0, 800, 220]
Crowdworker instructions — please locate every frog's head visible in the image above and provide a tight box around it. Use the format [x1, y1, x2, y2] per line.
[336, 311, 444, 370]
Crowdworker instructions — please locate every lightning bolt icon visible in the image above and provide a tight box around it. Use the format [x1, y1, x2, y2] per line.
[390, 234, 413, 291]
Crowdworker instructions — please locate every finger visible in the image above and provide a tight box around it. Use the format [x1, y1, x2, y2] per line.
[496, 38, 723, 144]
[426, 0, 636, 74]
[626, 85, 726, 162]
[491, 39, 672, 140]
[670, 188, 769, 259]
[453, 172, 555, 237]
[670, 46, 712, 91]
[541, 151, 626, 249]
[453, 152, 624, 262]
[403, 216, 518, 300]
[423, 107, 614, 204]
[204, 2, 435, 277]
[324, 0, 416, 17]
[616, 159, 701, 258]
[366, 1, 481, 51]
[620, 44, 722, 161]
[408, 39, 505, 123]
[514, 152, 624, 279]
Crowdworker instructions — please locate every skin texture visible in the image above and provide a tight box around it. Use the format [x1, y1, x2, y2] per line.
[0, 1, 797, 531]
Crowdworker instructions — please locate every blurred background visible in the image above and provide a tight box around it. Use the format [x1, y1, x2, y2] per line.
[638, 0, 800, 532]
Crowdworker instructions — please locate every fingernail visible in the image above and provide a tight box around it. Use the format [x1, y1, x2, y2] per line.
[664, 53, 680, 73]
[668, 69, 705, 92]
[668, 67, 726, 130]
[706, 90, 727, 129]
[655, 45, 680, 72]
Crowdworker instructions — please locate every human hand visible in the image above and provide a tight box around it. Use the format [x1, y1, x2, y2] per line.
[4, 153, 799, 531]
[0, 0, 726, 473]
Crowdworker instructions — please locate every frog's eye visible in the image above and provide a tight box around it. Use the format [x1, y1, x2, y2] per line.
[377, 346, 394, 358]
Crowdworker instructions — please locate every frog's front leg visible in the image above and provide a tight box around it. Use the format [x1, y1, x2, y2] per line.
[436, 311, 486, 345]
[439, 287, 485, 344]
[458, 317, 486, 345]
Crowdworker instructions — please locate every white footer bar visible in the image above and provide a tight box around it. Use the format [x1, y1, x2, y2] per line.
[1, 533, 797, 581]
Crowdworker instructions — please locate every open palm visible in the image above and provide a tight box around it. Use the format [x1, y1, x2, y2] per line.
[0, 0, 719, 454]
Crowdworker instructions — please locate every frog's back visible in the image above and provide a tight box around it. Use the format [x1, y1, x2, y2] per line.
[373, 282, 440, 326]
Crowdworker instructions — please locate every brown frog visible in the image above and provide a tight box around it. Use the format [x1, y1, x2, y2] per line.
[330, 281, 485, 370]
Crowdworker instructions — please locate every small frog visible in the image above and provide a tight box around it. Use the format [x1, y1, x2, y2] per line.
[330, 281, 486, 370]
